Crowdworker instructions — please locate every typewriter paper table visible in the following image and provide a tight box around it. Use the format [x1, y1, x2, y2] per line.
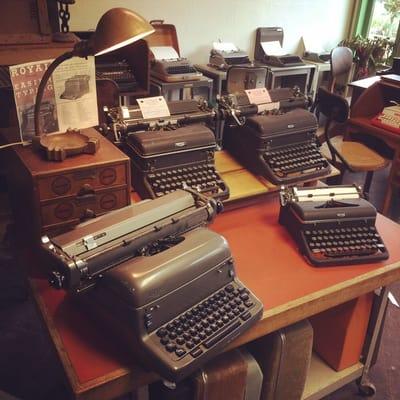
[30, 195, 400, 400]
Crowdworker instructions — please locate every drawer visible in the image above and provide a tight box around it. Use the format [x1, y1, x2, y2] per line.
[37, 163, 129, 201]
[40, 186, 130, 230]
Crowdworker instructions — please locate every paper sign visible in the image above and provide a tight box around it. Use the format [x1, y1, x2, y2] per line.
[9, 56, 98, 141]
[261, 40, 286, 56]
[245, 88, 272, 105]
[213, 42, 238, 53]
[121, 106, 130, 119]
[389, 292, 400, 308]
[137, 96, 170, 120]
[257, 102, 280, 113]
[150, 46, 179, 60]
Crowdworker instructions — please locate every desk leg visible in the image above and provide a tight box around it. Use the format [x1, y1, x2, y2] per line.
[357, 286, 390, 396]
[382, 149, 400, 216]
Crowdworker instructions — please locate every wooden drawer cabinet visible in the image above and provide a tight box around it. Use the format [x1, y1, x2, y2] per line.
[6, 128, 131, 243]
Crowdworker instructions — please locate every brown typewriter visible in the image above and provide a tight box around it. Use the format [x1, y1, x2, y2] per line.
[40, 189, 263, 382]
[146, 20, 202, 82]
[218, 66, 329, 185]
[103, 98, 229, 201]
[60, 74, 90, 100]
[279, 185, 389, 266]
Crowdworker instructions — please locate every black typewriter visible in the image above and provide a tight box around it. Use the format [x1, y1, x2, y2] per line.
[219, 65, 329, 185]
[254, 27, 304, 67]
[96, 60, 137, 92]
[279, 185, 389, 266]
[222, 105, 330, 185]
[103, 99, 229, 201]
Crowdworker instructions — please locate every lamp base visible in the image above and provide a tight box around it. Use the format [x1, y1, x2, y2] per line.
[32, 128, 100, 161]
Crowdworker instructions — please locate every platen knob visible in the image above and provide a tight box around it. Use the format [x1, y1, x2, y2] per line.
[48, 271, 66, 290]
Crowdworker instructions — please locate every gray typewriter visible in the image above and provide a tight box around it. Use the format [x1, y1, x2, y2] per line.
[151, 57, 203, 82]
[60, 74, 90, 100]
[209, 43, 251, 70]
[40, 189, 263, 382]
[102, 99, 229, 201]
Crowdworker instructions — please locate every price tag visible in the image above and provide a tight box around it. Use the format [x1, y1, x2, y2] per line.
[121, 106, 130, 119]
[137, 96, 170, 119]
[245, 88, 272, 105]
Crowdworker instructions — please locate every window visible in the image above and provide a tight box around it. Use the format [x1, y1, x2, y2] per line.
[368, 0, 400, 41]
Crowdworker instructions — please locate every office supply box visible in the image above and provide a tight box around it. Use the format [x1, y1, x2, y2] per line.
[6, 128, 131, 243]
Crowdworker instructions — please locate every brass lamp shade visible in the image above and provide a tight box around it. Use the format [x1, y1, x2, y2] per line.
[92, 8, 155, 56]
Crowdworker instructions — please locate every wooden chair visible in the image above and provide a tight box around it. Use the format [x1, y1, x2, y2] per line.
[329, 46, 353, 93]
[315, 87, 389, 196]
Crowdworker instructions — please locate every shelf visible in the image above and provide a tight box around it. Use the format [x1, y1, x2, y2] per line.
[302, 353, 363, 400]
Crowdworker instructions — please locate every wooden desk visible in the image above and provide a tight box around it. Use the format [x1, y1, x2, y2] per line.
[30, 193, 400, 400]
[348, 76, 380, 108]
[254, 62, 316, 97]
[347, 79, 400, 214]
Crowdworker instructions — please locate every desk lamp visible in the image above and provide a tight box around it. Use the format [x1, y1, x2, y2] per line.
[33, 8, 154, 160]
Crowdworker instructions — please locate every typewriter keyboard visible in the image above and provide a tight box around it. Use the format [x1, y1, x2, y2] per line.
[146, 164, 229, 200]
[167, 65, 198, 75]
[264, 143, 328, 178]
[304, 225, 388, 262]
[155, 281, 260, 361]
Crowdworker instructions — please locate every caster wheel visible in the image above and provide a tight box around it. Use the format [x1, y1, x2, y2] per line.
[358, 381, 376, 397]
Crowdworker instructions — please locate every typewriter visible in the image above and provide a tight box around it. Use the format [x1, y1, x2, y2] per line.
[103, 99, 229, 201]
[96, 60, 137, 92]
[41, 189, 263, 381]
[209, 42, 251, 70]
[151, 55, 203, 82]
[219, 67, 329, 185]
[20, 101, 57, 137]
[303, 51, 331, 64]
[60, 74, 90, 100]
[279, 185, 389, 266]
[255, 27, 304, 67]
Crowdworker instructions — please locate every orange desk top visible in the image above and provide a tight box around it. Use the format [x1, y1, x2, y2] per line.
[30, 194, 400, 399]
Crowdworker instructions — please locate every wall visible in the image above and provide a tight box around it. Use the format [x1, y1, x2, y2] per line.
[69, 0, 354, 64]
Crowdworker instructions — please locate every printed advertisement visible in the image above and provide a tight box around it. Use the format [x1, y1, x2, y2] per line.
[9, 57, 98, 141]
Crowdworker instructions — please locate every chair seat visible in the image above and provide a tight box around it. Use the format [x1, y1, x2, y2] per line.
[320, 135, 389, 171]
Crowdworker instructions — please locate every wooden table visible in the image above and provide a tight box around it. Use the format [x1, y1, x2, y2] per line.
[29, 187, 400, 400]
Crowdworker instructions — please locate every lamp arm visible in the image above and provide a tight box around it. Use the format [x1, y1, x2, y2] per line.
[34, 51, 74, 136]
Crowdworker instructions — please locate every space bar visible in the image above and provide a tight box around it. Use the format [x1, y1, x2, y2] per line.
[203, 320, 241, 349]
